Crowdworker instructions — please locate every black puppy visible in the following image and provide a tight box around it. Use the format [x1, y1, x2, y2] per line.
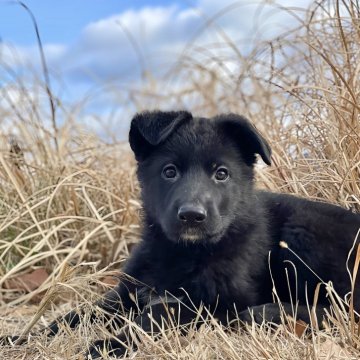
[4, 111, 360, 358]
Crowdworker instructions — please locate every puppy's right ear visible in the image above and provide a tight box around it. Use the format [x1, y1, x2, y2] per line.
[129, 110, 192, 161]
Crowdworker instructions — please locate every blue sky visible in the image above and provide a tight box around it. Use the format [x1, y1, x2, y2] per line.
[0, 0, 312, 138]
[0, 1, 178, 45]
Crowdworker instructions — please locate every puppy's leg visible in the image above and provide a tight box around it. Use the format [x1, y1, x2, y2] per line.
[1, 308, 85, 344]
[86, 296, 199, 359]
[0, 281, 145, 347]
[47, 281, 146, 337]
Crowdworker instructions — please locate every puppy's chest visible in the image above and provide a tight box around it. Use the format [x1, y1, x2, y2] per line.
[154, 251, 257, 307]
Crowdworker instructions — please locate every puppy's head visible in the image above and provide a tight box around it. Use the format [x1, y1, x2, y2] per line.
[129, 111, 271, 244]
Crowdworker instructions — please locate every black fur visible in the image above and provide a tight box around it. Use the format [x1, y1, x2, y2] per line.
[3, 111, 360, 358]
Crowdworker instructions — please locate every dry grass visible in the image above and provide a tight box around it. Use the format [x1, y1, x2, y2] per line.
[1, 0, 360, 358]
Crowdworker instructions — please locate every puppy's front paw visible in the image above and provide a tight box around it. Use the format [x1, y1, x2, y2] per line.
[0, 335, 23, 346]
[85, 338, 127, 359]
[85, 341, 103, 359]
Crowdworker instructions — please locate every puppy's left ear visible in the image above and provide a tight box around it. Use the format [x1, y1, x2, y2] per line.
[217, 114, 271, 166]
[129, 110, 192, 161]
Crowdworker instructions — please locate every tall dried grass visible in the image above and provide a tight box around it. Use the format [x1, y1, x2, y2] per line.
[0, 0, 360, 359]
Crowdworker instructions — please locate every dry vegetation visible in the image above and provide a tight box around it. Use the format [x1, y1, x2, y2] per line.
[1, 0, 360, 359]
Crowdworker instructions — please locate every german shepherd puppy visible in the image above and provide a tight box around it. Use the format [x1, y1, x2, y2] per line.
[3, 111, 360, 358]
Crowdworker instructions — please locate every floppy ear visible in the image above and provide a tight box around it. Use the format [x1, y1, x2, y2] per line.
[216, 114, 271, 166]
[129, 110, 192, 161]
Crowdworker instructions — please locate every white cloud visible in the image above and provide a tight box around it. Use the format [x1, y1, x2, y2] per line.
[60, 5, 203, 82]
[3, 1, 313, 84]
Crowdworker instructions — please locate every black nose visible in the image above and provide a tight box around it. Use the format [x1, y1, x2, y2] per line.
[177, 205, 207, 224]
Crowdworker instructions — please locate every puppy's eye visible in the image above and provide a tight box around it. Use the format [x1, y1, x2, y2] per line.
[214, 167, 229, 181]
[162, 164, 178, 179]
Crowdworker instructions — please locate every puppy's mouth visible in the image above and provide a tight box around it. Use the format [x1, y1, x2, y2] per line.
[178, 227, 224, 243]
[162, 218, 227, 243]
[180, 229, 203, 242]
